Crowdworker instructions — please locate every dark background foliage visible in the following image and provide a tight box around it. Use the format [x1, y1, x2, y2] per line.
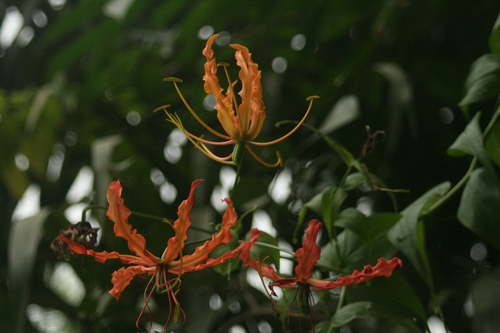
[1, 0, 500, 332]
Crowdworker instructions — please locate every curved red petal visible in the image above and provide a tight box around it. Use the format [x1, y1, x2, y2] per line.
[168, 196, 238, 270]
[106, 181, 157, 265]
[239, 229, 284, 281]
[109, 265, 155, 299]
[162, 180, 203, 263]
[308, 257, 403, 290]
[294, 220, 322, 283]
[55, 236, 154, 266]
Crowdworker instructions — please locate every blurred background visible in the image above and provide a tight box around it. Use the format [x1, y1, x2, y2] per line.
[1, 0, 500, 332]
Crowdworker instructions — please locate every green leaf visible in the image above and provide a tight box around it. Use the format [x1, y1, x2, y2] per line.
[335, 209, 401, 248]
[458, 54, 500, 109]
[321, 186, 348, 239]
[387, 182, 451, 287]
[348, 272, 428, 323]
[318, 228, 396, 274]
[489, 11, 500, 56]
[331, 302, 389, 327]
[458, 168, 500, 251]
[448, 112, 498, 183]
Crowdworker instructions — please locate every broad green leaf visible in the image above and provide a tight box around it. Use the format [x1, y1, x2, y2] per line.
[318, 229, 396, 274]
[458, 54, 500, 109]
[458, 168, 500, 251]
[388, 182, 450, 287]
[448, 112, 498, 183]
[348, 272, 427, 323]
[331, 302, 387, 327]
[335, 209, 401, 248]
[489, 11, 500, 56]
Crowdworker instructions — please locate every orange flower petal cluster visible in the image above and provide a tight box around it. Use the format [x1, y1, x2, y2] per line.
[56, 180, 258, 330]
[241, 219, 402, 296]
[162, 34, 319, 167]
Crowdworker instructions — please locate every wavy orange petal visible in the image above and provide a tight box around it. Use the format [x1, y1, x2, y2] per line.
[307, 257, 403, 290]
[110, 265, 156, 299]
[162, 180, 203, 263]
[168, 197, 238, 271]
[106, 181, 158, 265]
[55, 236, 154, 266]
[294, 220, 322, 283]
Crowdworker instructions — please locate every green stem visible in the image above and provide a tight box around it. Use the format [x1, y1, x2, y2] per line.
[335, 286, 346, 312]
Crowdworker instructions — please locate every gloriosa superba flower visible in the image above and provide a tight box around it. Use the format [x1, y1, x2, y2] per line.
[158, 34, 319, 167]
[55, 179, 259, 331]
[241, 220, 403, 316]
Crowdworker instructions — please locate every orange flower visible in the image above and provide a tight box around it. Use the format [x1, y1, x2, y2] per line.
[161, 34, 319, 167]
[56, 180, 258, 330]
[241, 219, 402, 303]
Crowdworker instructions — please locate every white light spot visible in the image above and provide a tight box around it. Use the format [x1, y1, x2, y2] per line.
[17, 26, 34, 47]
[229, 325, 246, 333]
[211, 185, 227, 213]
[439, 107, 454, 124]
[356, 196, 373, 216]
[220, 166, 236, 191]
[268, 168, 291, 204]
[215, 31, 230, 46]
[0, 6, 24, 49]
[64, 131, 77, 146]
[209, 293, 223, 311]
[169, 128, 187, 145]
[164, 143, 182, 164]
[15, 153, 30, 171]
[463, 294, 475, 317]
[470, 242, 487, 262]
[150, 167, 166, 186]
[427, 315, 448, 333]
[32, 9, 48, 28]
[103, 0, 134, 21]
[271, 56, 288, 74]
[160, 181, 177, 204]
[46, 143, 65, 183]
[258, 321, 272, 333]
[246, 269, 282, 299]
[65, 166, 94, 203]
[48, 0, 67, 10]
[49, 262, 86, 306]
[251, 210, 277, 238]
[198, 25, 214, 40]
[11, 184, 40, 222]
[278, 240, 294, 276]
[290, 34, 306, 51]
[126, 110, 141, 126]
[26, 304, 75, 333]
[203, 94, 217, 111]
